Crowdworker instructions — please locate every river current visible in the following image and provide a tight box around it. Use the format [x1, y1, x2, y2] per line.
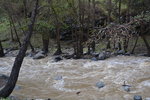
[0, 56, 150, 100]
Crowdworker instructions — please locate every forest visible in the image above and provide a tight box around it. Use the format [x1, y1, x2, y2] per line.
[0, 0, 150, 100]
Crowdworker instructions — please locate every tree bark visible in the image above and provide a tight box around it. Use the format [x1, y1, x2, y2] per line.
[9, 16, 22, 47]
[0, 0, 39, 98]
[141, 35, 150, 56]
[16, 19, 35, 52]
[107, 0, 112, 24]
[51, 5, 62, 55]
[42, 33, 49, 54]
[118, 0, 122, 24]
[0, 41, 5, 57]
[131, 36, 138, 54]
[106, 40, 111, 49]
[126, 0, 131, 23]
[9, 20, 14, 42]
[54, 25, 62, 55]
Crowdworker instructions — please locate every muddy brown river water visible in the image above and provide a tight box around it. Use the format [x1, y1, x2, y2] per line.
[0, 56, 150, 100]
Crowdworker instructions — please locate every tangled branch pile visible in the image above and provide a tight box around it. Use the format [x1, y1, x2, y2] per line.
[87, 16, 150, 45]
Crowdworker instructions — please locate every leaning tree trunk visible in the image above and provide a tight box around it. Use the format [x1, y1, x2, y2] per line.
[0, 0, 39, 98]
[0, 41, 5, 57]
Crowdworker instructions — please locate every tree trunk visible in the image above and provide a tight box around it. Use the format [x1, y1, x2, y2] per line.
[17, 19, 35, 52]
[92, 0, 96, 27]
[126, 0, 131, 23]
[108, 0, 112, 24]
[118, 0, 122, 24]
[9, 20, 14, 41]
[42, 33, 49, 54]
[0, 0, 39, 97]
[9, 16, 22, 47]
[141, 35, 150, 56]
[106, 40, 111, 49]
[0, 41, 5, 57]
[54, 25, 62, 55]
[51, 5, 62, 55]
[131, 36, 138, 54]
[123, 37, 129, 53]
[91, 41, 95, 52]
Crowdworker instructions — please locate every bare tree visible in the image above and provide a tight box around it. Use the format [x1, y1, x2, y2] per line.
[0, 0, 39, 97]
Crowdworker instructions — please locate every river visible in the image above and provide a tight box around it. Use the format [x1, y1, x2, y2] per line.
[0, 56, 150, 100]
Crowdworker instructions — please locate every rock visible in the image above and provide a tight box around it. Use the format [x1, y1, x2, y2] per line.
[96, 82, 105, 88]
[91, 52, 99, 57]
[9, 96, 20, 100]
[63, 54, 73, 59]
[138, 53, 148, 56]
[124, 52, 131, 56]
[26, 51, 37, 57]
[122, 85, 131, 92]
[83, 55, 92, 59]
[91, 57, 98, 61]
[54, 75, 62, 80]
[0, 74, 9, 88]
[105, 51, 111, 58]
[14, 85, 21, 91]
[0, 74, 21, 91]
[145, 98, 150, 100]
[117, 50, 125, 55]
[0, 74, 9, 80]
[134, 95, 142, 100]
[54, 56, 62, 62]
[76, 91, 81, 95]
[98, 52, 107, 60]
[33, 53, 45, 59]
[38, 51, 47, 55]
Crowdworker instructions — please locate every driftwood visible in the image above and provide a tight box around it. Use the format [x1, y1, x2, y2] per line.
[87, 18, 150, 44]
[86, 17, 150, 55]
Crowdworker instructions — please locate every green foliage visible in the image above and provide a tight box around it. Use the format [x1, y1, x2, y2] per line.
[134, 11, 150, 21]
[0, 17, 10, 40]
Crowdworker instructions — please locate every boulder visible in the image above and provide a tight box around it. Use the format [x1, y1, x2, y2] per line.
[33, 53, 45, 59]
[124, 52, 131, 56]
[54, 75, 63, 80]
[96, 82, 105, 88]
[145, 98, 150, 100]
[54, 56, 63, 62]
[63, 54, 73, 59]
[9, 96, 20, 100]
[91, 57, 98, 61]
[98, 52, 107, 60]
[14, 85, 21, 91]
[91, 52, 99, 57]
[0, 74, 9, 88]
[134, 95, 142, 100]
[116, 50, 125, 55]
[0, 74, 9, 80]
[122, 84, 131, 92]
